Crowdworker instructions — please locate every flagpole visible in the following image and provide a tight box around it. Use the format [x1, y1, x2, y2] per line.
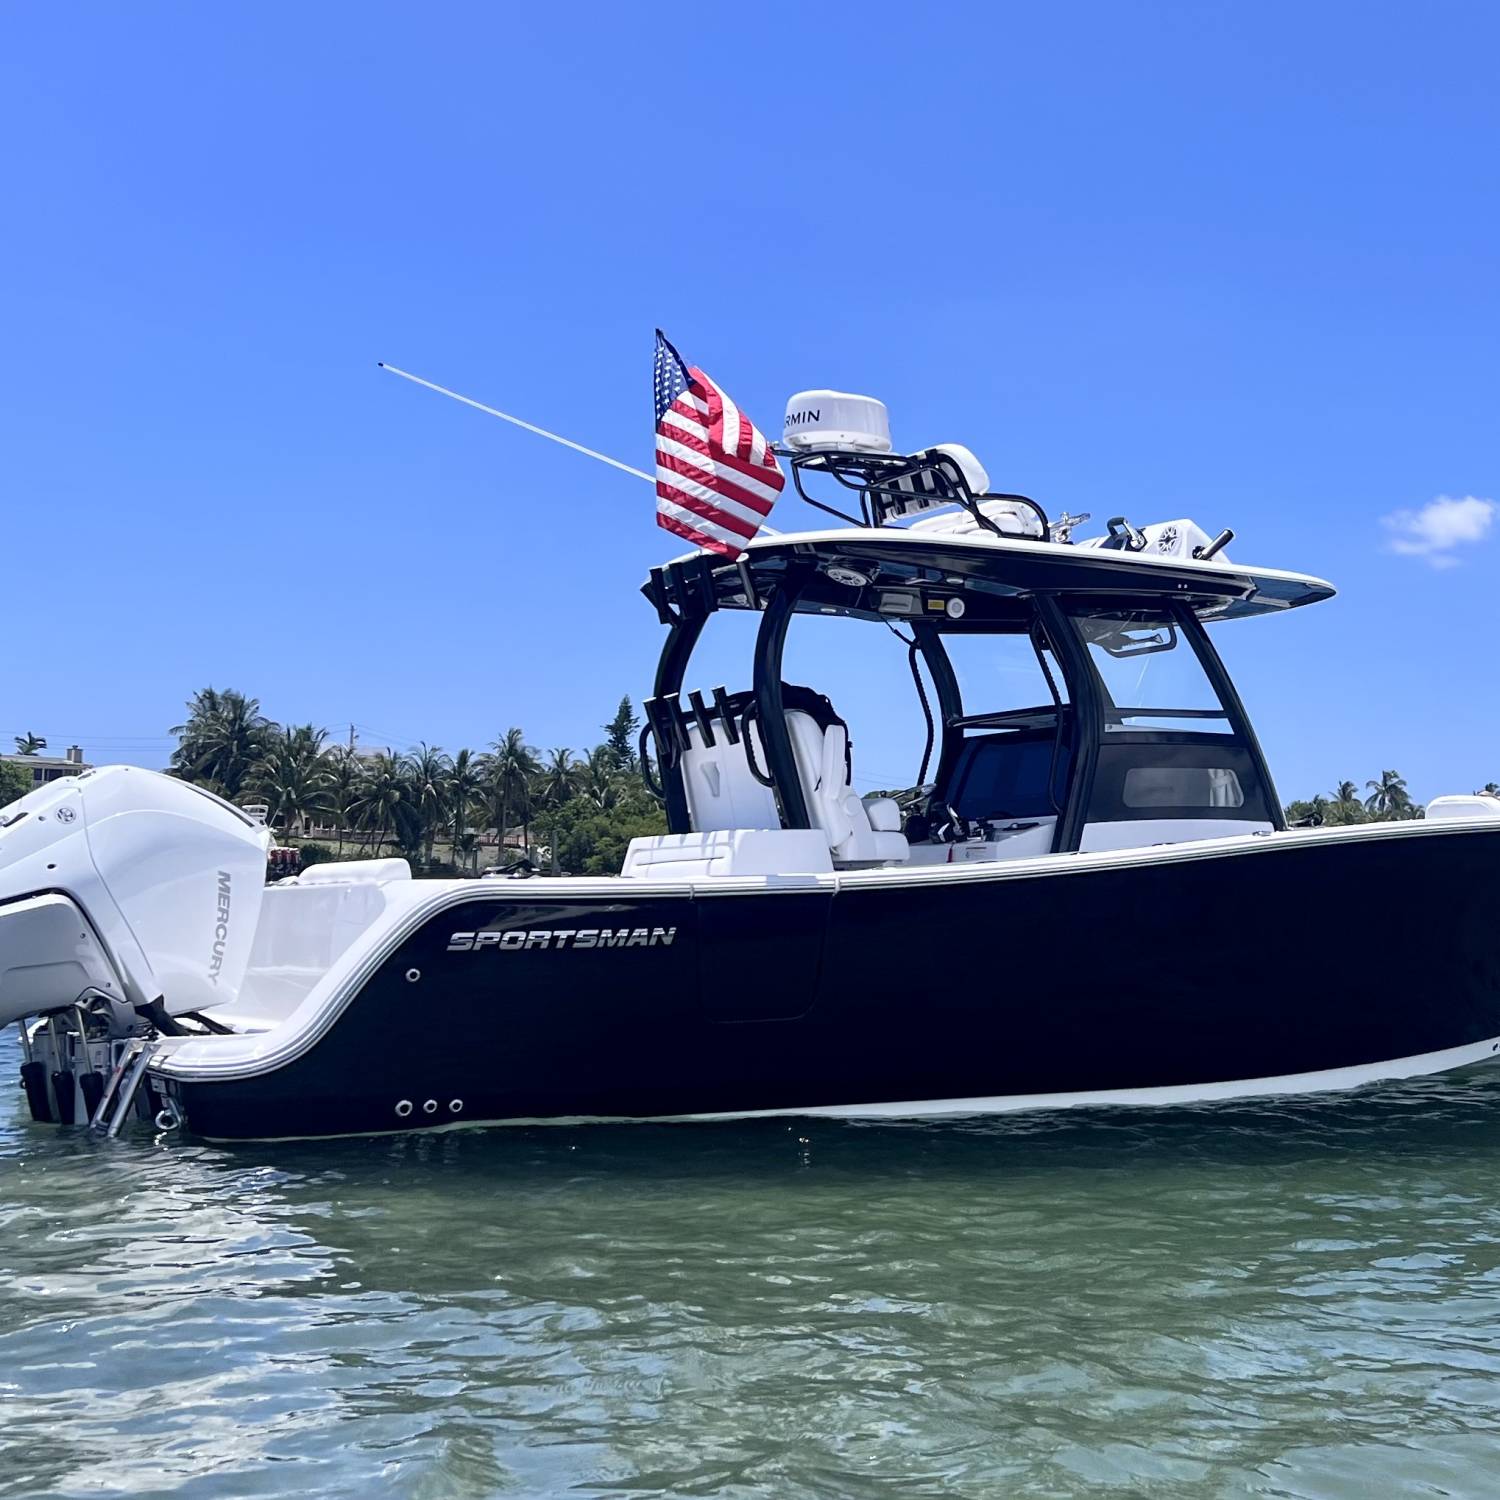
[377, 362, 779, 536]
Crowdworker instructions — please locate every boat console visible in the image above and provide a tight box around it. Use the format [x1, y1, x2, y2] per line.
[618, 386, 1329, 879]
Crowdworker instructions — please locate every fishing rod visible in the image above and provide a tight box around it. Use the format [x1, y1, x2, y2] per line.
[377, 362, 780, 536]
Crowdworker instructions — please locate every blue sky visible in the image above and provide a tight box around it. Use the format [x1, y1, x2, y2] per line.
[2, 2, 1496, 802]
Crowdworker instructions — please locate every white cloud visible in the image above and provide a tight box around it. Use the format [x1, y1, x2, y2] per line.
[1382, 494, 1496, 568]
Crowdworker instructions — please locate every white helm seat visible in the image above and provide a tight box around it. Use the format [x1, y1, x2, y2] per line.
[786, 711, 908, 866]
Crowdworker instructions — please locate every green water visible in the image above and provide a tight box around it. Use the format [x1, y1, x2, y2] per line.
[5, 1031, 1500, 1499]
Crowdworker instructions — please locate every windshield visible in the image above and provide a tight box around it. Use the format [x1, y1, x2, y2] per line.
[1069, 609, 1229, 731]
[941, 629, 1067, 723]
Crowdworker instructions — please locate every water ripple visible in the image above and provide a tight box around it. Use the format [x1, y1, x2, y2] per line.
[5, 1032, 1500, 1496]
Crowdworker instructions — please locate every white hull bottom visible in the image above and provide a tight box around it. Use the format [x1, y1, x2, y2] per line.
[759, 1033, 1500, 1122]
[237, 1033, 1500, 1142]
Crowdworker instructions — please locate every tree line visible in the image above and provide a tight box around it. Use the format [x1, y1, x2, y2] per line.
[1282, 769, 1498, 827]
[5, 722, 1495, 861]
[165, 688, 665, 875]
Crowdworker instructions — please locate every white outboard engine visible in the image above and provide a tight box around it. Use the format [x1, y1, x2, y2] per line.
[0, 766, 271, 1034]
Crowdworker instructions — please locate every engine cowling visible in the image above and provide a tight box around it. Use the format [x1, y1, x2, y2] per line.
[0, 766, 271, 1025]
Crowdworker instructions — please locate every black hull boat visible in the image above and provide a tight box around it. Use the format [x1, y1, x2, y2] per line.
[5, 390, 1500, 1140]
[168, 821, 1500, 1141]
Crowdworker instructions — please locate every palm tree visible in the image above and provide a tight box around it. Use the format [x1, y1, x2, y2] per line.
[527, 750, 581, 877]
[517, 770, 538, 853]
[536, 748, 580, 811]
[351, 752, 408, 859]
[487, 728, 539, 861]
[171, 688, 275, 797]
[405, 743, 452, 866]
[245, 725, 334, 839]
[12, 732, 46, 755]
[446, 748, 484, 869]
[170, 686, 222, 778]
[1365, 769, 1412, 821]
[324, 745, 365, 857]
[1328, 779, 1362, 824]
[580, 745, 620, 811]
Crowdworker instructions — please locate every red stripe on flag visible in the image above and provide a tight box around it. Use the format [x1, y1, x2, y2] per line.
[696, 373, 737, 468]
[694, 370, 721, 429]
[656, 509, 742, 558]
[694, 369, 747, 463]
[660, 415, 785, 493]
[655, 449, 776, 516]
[655, 479, 761, 540]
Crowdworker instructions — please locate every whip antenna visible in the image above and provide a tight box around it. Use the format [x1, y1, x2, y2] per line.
[378, 362, 656, 482]
[377, 362, 779, 535]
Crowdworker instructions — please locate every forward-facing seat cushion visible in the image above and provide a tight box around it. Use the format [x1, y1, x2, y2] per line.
[786, 711, 909, 865]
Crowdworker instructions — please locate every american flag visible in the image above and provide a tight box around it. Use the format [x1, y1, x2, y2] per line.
[653, 331, 784, 559]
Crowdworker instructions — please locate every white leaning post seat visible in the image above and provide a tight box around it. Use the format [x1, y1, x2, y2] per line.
[786, 711, 908, 866]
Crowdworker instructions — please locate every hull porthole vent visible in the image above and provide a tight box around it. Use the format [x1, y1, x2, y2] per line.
[405, 968, 421, 983]
[422, 1099, 438, 1114]
[449, 1099, 464, 1114]
[395, 1099, 414, 1118]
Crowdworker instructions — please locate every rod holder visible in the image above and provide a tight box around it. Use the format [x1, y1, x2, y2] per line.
[1194, 528, 1234, 561]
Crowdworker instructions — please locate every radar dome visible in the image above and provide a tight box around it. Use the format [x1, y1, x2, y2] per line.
[782, 390, 892, 454]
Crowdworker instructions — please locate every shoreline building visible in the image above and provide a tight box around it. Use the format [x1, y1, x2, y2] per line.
[1, 745, 92, 788]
